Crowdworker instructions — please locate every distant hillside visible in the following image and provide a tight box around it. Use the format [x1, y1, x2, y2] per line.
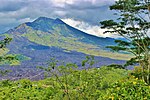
[0, 17, 131, 80]
[5, 17, 130, 59]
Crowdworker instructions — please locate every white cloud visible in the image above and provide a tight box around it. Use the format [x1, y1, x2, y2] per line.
[52, 0, 66, 7]
[52, 0, 115, 7]
[52, 0, 74, 4]
[18, 17, 32, 23]
[54, 10, 66, 16]
[62, 18, 120, 38]
[62, 18, 150, 38]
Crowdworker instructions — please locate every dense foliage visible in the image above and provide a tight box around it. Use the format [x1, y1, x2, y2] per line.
[0, 66, 149, 99]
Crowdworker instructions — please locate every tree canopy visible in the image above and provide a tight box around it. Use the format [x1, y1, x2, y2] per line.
[100, 0, 150, 84]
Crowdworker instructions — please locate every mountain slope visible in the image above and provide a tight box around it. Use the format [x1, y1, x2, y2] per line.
[6, 17, 130, 60]
[0, 17, 131, 80]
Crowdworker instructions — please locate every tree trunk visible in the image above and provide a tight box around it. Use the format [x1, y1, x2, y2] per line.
[147, 56, 150, 85]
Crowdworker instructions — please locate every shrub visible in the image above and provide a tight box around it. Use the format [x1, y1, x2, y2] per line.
[103, 77, 150, 100]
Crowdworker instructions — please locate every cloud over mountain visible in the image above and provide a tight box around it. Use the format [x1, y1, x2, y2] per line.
[62, 18, 120, 38]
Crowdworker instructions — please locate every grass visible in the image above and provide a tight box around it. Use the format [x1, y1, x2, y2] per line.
[0, 48, 9, 56]
[0, 53, 30, 66]
[22, 29, 132, 60]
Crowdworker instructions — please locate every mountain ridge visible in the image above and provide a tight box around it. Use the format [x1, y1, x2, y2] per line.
[6, 17, 117, 49]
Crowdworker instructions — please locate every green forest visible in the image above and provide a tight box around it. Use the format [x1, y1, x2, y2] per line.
[0, 0, 150, 99]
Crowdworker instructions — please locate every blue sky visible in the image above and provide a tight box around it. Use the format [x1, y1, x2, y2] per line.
[0, 0, 117, 37]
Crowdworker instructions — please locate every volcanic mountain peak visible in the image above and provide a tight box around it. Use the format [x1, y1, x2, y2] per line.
[24, 17, 65, 32]
[54, 18, 65, 24]
[30, 17, 64, 25]
[33, 17, 53, 23]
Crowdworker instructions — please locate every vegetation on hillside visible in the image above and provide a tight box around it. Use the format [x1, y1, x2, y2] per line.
[0, 37, 13, 75]
[0, 38, 30, 66]
[0, 54, 30, 66]
[0, 64, 149, 99]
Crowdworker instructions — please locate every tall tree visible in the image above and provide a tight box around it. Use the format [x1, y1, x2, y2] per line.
[100, 0, 150, 84]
